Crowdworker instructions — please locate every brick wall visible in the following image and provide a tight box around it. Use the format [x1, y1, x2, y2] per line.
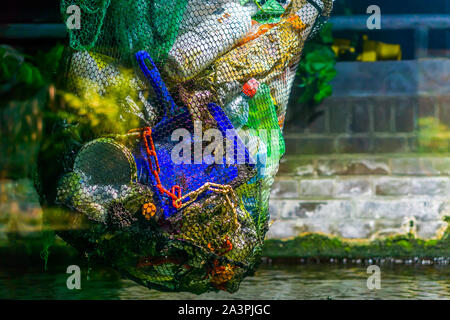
[269, 155, 450, 240]
[284, 59, 450, 154]
[269, 59, 450, 240]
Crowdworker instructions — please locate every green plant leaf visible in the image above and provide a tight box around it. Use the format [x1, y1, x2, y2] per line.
[314, 84, 332, 104]
[292, 23, 337, 126]
[31, 65, 45, 87]
[18, 63, 33, 85]
[320, 23, 334, 44]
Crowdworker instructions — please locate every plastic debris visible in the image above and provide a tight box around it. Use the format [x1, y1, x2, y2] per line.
[42, 0, 333, 295]
[166, 2, 256, 81]
[223, 78, 259, 129]
[250, 0, 287, 24]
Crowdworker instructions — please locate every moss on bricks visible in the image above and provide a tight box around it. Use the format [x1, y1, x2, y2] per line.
[1, 222, 449, 267]
[262, 230, 450, 260]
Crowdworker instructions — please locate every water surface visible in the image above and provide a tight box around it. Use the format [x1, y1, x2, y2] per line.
[1, 263, 448, 300]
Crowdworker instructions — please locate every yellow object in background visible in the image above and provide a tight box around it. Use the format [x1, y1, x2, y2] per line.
[331, 38, 355, 57]
[357, 35, 402, 61]
[332, 36, 402, 62]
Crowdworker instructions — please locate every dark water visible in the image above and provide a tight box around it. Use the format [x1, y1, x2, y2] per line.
[0, 264, 448, 300]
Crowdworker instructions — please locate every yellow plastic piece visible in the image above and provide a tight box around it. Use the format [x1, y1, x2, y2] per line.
[332, 38, 355, 57]
[357, 35, 402, 61]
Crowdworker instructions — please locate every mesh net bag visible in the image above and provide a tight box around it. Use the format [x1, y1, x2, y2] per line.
[40, 0, 333, 294]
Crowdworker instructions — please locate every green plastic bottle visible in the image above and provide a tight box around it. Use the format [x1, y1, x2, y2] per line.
[247, 83, 285, 165]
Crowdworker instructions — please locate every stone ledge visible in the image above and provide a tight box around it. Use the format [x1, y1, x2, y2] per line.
[270, 179, 299, 199]
[328, 59, 450, 98]
[334, 178, 372, 197]
[262, 233, 450, 260]
[391, 158, 450, 175]
[273, 176, 450, 200]
[268, 199, 449, 240]
[317, 159, 391, 176]
[299, 179, 334, 198]
[277, 154, 450, 177]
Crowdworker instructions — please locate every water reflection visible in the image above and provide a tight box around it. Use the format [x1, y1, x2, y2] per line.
[1, 264, 448, 300]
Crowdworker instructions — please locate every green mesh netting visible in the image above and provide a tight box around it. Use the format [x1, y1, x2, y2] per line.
[40, 0, 333, 294]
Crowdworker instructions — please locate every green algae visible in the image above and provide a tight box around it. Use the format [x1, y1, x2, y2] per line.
[262, 230, 450, 260]
[1, 224, 449, 268]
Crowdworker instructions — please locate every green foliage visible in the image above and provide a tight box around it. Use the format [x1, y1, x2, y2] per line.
[294, 23, 337, 127]
[0, 44, 63, 100]
[35, 45, 65, 81]
[417, 117, 450, 153]
[249, 0, 285, 24]
[0, 44, 64, 180]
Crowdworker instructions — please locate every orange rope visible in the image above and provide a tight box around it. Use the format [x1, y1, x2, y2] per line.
[129, 127, 182, 209]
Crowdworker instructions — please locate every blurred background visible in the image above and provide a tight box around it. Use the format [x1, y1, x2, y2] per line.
[0, 0, 449, 299]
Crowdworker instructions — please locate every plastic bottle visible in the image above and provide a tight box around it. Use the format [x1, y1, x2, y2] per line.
[180, 0, 259, 30]
[206, 0, 323, 102]
[270, 61, 298, 122]
[166, 2, 257, 81]
[247, 83, 285, 169]
[236, 127, 267, 179]
[224, 78, 259, 128]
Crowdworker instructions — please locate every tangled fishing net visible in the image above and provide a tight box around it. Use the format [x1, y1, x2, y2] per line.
[38, 0, 333, 294]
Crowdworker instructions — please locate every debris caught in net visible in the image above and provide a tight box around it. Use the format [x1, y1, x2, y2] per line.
[42, 0, 333, 294]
